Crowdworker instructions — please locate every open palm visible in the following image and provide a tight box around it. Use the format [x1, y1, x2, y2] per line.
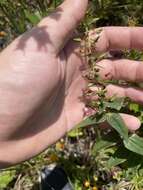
[0, 0, 88, 166]
[0, 0, 142, 168]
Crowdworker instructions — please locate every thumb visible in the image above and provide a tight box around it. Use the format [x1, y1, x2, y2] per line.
[39, 0, 88, 53]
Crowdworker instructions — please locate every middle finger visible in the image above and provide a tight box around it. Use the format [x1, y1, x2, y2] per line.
[97, 59, 143, 82]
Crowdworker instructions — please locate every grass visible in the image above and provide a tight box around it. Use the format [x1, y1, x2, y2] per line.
[1, 0, 143, 190]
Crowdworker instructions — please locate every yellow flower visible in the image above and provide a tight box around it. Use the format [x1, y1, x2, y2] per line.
[93, 175, 98, 182]
[56, 142, 65, 150]
[0, 31, 7, 37]
[84, 180, 90, 188]
[92, 186, 98, 190]
[49, 154, 59, 162]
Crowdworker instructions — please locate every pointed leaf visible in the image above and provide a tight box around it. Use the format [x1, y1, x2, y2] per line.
[104, 97, 124, 111]
[76, 115, 106, 129]
[92, 139, 116, 155]
[106, 113, 128, 141]
[68, 129, 83, 138]
[107, 156, 127, 168]
[107, 146, 127, 168]
[124, 134, 143, 156]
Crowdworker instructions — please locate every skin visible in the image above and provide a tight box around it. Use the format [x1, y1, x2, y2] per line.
[0, 0, 142, 168]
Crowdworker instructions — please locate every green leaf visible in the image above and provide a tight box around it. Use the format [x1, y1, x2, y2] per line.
[24, 10, 40, 25]
[106, 113, 128, 141]
[107, 147, 127, 168]
[68, 128, 83, 138]
[76, 114, 106, 129]
[76, 117, 97, 128]
[108, 156, 127, 168]
[124, 134, 143, 156]
[129, 103, 140, 113]
[0, 170, 16, 189]
[108, 145, 143, 169]
[104, 97, 124, 111]
[92, 139, 116, 155]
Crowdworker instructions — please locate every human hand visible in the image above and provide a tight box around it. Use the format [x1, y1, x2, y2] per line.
[88, 27, 142, 130]
[0, 0, 88, 167]
[0, 0, 142, 168]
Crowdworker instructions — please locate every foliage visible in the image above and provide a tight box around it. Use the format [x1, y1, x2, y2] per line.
[0, 0, 143, 190]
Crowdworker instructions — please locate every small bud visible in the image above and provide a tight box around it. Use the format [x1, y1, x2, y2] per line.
[92, 186, 98, 190]
[0, 31, 7, 37]
[84, 180, 90, 188]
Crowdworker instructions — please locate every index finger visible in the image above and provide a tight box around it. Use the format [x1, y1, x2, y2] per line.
[88, 27, 143, 52]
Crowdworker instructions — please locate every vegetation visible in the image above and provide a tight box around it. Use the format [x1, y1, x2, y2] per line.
[0, 0, 143, 189]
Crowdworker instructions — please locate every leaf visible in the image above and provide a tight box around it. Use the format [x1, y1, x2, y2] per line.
[92, 139, 116, 155]
[124, 134, 143, 156]
[108, 145, 143, 169]
[0, 170, 15, 189]
[129, 103, 140, 113]
[24, 10, 40, 25]
[68, 128, 83, 138]
[76, 117, 97, 128]
[92, 131, 118, 156]
[107, 156, 127, 168]
[88, 18, 100, 26]
[107, 147, 127, 168]
[104, 97, 124, 111]
[106, 113, 128, 141]
[76, 115, 106, 129]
